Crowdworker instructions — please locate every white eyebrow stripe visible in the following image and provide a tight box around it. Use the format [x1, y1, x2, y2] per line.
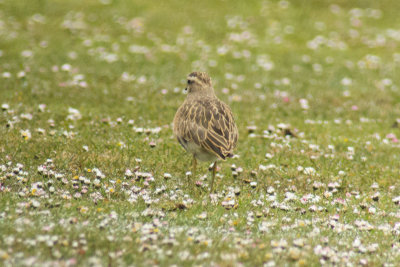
[187, 77, 201, 84]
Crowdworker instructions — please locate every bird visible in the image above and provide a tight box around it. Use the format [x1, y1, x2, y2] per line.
[173, 72, 238, 192]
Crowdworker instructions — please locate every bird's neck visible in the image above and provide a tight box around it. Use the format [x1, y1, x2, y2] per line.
[187, 89, 216, 100]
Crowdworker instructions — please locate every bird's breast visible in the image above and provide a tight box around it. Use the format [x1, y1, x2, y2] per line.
[185, 140, 218, 162]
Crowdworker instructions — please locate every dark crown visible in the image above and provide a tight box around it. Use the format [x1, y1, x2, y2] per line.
[188, 72, 212, 86]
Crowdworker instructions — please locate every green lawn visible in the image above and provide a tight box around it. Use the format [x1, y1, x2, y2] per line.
[1, 0, 400, 266]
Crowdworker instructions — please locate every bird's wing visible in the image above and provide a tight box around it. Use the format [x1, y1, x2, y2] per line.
[174, 98, 238, 160]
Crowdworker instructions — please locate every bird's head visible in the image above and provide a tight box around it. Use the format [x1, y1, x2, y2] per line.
[185, 72, 214, 96]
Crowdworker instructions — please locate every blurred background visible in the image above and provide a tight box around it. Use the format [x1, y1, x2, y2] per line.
[1, 0, 400, 123]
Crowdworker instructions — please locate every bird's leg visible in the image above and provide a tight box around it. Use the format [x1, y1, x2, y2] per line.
[187, 156, 196, 188]
[192, 156, 197, 175]
[210, 161, 217, 193]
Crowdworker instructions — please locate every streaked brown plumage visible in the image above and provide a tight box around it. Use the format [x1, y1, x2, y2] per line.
[173, 72, 238, 192]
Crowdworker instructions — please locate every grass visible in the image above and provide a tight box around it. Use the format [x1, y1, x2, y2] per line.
[1, 0, 400, 265]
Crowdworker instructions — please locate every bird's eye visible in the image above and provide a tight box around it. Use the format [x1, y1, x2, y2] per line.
[187, 80, 192, 84]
